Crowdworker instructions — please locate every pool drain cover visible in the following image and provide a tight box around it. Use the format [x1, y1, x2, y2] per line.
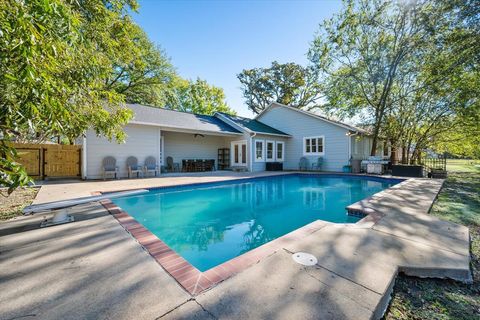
[292, 252, 317, 266]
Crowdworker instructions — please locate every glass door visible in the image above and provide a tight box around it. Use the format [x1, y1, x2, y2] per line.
[232, 141, 247, 166]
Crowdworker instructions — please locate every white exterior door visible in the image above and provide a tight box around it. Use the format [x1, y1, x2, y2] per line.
[231, 140, 247, 166]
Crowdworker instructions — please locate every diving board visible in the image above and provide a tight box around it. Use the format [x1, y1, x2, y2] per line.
[23, 189, 149, 227]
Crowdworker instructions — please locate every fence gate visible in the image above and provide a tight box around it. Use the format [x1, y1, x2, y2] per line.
[12, 143, 81, 179]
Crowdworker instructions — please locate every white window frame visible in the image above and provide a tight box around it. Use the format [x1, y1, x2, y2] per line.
[254, 139, 265, 162]
[303, 136, 325, 156]
[275, 141, 285, 162]
[265, 140, 275, 162]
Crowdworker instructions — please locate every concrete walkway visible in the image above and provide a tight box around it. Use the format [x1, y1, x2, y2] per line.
[0, 174, 471, 320]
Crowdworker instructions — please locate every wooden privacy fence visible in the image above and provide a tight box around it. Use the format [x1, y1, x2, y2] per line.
[12, 143, 82, 179]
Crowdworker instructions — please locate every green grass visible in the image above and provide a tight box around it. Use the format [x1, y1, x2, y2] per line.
[385, 161, 480, 320]
[447, 159, 480, 173]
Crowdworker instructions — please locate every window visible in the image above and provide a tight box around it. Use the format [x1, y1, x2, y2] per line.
[254, 140, 264, 162]
[276, 141, 284, 161]
[266, 140, 274, 161]
[303, 136, 324, 155]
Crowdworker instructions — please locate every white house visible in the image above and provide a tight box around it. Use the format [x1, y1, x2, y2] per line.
[81, 102, 387, 179]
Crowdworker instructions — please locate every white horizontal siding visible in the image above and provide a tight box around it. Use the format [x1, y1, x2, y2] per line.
[257, 106, 350, 172]
[163, 131, 231, 170]
[85, 124, 160, 179]
[250, 134, 288, 172]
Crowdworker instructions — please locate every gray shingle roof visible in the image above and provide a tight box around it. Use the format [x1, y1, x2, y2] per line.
[216, 112, 290, 136]
[127, 104, 242, 135]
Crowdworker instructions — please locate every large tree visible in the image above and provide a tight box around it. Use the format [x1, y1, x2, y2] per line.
[237, 61, 322, 114]
[104, 23, 177, 107]
[309, 0, 479, 158]
[0, 0, 140, 192]
[166, 77, 236, 115]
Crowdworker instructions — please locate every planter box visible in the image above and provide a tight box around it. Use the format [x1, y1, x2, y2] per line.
[392, 165, 424, 177]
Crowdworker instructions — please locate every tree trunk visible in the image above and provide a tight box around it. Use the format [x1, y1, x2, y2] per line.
[370, 124, 380, 156]
[385, 140, 398, 165]
[401, 145, 407, 164]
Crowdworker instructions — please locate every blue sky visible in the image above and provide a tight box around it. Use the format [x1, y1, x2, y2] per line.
[133, 0, 343, 117]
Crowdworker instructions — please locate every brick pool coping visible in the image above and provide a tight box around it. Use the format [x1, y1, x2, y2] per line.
[95, 173, 405, 295]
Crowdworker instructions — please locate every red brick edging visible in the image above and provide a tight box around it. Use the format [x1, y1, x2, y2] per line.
[97, 194, 326, 295]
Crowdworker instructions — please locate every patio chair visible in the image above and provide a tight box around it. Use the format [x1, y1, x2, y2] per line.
[311, 157, 324, 171]
[195, 159, 205, 172]
[299, 157, 309, 171]
[102, 156, 119, 180]
[205, 159, 215, 171]
[186, 159, 195, 172]
[126, 156, 142, 178]
[143, 156, 159, 177]
[166, 156, 180, 172]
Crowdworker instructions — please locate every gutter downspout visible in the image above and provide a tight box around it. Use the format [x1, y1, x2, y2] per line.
[250, 132, 257, 172]
[82, 134, 87, 179]
[347, 131, 360, 161]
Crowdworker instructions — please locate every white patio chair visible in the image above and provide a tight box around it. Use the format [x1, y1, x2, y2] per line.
[102, 156, 119, 180]
[126, 156, 142, 178]
[311, 157, 324, 171]
[166, 156, 180, 172]
[299, 157, 309, 171]
[143, 156, 159, 177]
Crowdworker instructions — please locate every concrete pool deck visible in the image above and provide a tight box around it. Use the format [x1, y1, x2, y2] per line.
[0, 173, 472, 320]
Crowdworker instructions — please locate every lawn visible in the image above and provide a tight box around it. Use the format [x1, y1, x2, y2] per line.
[0, 188, 38, 221]
[385, 160, 480, 320]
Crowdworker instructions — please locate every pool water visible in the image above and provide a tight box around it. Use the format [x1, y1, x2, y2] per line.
[112, 174, 399, 271]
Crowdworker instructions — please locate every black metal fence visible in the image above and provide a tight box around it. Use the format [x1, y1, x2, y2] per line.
[422, 155, 447, 171]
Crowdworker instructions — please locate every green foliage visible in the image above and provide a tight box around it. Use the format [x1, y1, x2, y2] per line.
[0, 0, 138, 191]
[105, 22, 177, 107]
[237, 61, 322, 114]
[166, 77, 236, 115]
[309, 0, 479, 159]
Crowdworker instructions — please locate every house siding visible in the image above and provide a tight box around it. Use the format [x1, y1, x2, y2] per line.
[250, 134, 288, 172]
[85, 124, 161, 179]
[162, 131, 232, 170]
[257, 106, 350, 172]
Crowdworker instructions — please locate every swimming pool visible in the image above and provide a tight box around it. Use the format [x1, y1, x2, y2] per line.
[111, 174, 400, 271]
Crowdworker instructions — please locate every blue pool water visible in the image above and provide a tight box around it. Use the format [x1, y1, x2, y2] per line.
[112, 174, 400, 271]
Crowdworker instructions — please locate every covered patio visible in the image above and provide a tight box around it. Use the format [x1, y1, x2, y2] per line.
[82, 105, 251, 179]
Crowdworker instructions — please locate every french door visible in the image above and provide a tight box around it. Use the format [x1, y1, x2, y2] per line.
[231, 140, 247, 166]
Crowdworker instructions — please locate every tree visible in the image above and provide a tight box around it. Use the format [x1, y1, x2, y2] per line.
[166, 77, 236, 115]
[309, 0, 432, 156]
[0, 0, 141, 192]
[237, 61, 322, 114]
[104, 23, 177, 107]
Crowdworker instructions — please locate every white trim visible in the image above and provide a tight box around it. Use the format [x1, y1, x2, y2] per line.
[214, 112, 292, 138]
[255, 102, 368, 135]
[231, 140, 248, 167]
[81, 135, 87, 179]
[159, 131, 164, 166]
[265, 140, 275, 162]
[303, 135, 325, 156]
[253, 139, 265, 162]
[347, 135, 351, 160]
[214, 113, 253, 134]
[254, 131, 291, 138]
[275, 141, 285, 162]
